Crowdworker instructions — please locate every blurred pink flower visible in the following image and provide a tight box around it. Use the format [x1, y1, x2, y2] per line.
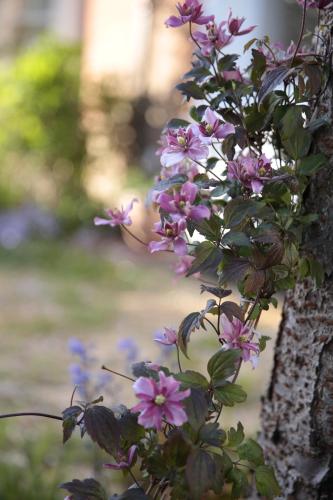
[131, 371, 190, 430]
[165, 0, 214, 28]
[173, 255, 197, 277]
[158, 181, 210, 221]
[160, 126, 209, 167]
[94, 198, 138, 227]
[148, 219, 188, 255]
[196, 108, 235, 143]
[193, 21, 231, 56]
[159, 161, 199, 182]
[219, 315, 259, 366]
[227, 154, 271, 194]
[104, 445, 137, 471]
[154, 327, 178, 346]
[227, 10, 256, 36]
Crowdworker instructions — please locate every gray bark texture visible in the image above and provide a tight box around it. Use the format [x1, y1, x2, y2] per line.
[259, 7, 333, 500]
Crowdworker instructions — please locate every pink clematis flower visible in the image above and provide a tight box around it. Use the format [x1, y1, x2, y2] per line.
[173, 255, 197, 277]
[222, 69, 243, 82]
[165, 0, 214, 28]
[154, 327, 178, 346]
[196, 108, 235, 143]
[149, 219, 188, 255]
[193, 21, 231, 56]
[131, 371, 190, 430]
[159, 161, 199, 183]
[227, 154, 272, 194]
[160, 126, 209, 167]
[227, 10, 256, 36]
[259, 41, 307, 68]
[94, 198, 138, 227]
[219, 314, 259, 366]
[158, 181, 210, 221]
[297, 0, 332, 7]
[104, 445, 137, 471]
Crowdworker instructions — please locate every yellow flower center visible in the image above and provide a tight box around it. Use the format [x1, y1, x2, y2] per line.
[238, 335, 247, 343]
[154, 394, 166, 406]
[178, 200, 186, 208]
[205, 124, 213, 134]
[177, 136, 186, 146]
[258, 167, 266, 176]
[166, 228, 173, 237]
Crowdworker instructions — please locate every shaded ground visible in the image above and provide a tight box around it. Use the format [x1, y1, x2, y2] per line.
[0, 238, 282, 498]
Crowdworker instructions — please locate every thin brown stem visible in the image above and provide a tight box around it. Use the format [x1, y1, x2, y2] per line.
[291, 0, 307, 66]
[0, 412, 63, 422]
[102, 365, 135, 382]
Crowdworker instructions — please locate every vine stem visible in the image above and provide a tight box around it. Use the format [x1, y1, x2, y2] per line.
[176, 345, 183, 373]
[291, 0, 307, 66]
[102, 365, 135, 382]
[0, 412, 63, 422]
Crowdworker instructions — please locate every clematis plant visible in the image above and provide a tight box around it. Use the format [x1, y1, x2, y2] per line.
[1, 1, 330, 498]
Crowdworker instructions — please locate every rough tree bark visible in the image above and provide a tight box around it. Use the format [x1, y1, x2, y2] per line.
[259, 7, 333, 500]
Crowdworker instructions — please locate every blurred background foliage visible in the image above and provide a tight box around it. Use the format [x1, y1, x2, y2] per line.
[0, 37, 91, 228]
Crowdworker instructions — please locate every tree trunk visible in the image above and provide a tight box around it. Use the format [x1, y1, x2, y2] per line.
[259, 7, 333, 499]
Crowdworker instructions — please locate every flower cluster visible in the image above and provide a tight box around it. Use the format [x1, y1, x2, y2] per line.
[227, 154, 272, 194]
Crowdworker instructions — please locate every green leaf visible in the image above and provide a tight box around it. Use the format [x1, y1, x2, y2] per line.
[84, 405, 121, 455]
[221, 231, 251, 248]
[258, 66, 293, 103]
[110, 488, 149, 499]
[199, 422, 226, 446]
[224, 198, 263, 228]
[175, 370, 210, 390]
[176, 81, 205, 101]
[186, 449, 216, 500]
[166, 118, 190, 129]
[116, 408, 145, 445]
[213, 382, 247, 407]
[237, 438, 264, 466]
[186, 241, 223, 277]
[219, 301, 244, 322]
[163, 430, 191, 467]
[228, 466, 250, 499]
[200, 285, 232, 300]
[255, 465, 281, 498]
[207, 349, 241, 382]
[259, 335, 271, 352]
[152, 174, 187, 193]
[280, 107, 312, 160]
[189, 215, 222, 242]
[227, 422, 245, 447]
[60, 478, 108, 500]
[183, 388, 208, 431]
[178, 312, 202, 357]
[298, 153, 327, 176]
[62, 405, 82, 444]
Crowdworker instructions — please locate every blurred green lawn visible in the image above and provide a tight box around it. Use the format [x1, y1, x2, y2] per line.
[0, 240, 281, 499]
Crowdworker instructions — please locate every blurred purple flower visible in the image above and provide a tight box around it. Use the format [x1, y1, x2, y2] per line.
[154, 327, 178, 346]
[94, 198, 138, 227]
[117, 338, 139, 363]
[227, 10, 256, 36]
[68, 338, 87, 360]
[69, 363, 90, 387]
